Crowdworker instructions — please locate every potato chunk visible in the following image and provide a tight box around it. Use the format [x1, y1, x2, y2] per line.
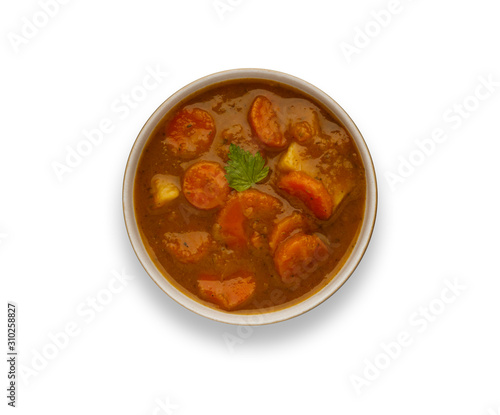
[278, 142, 305, 172]
[151, 174, 180, 208]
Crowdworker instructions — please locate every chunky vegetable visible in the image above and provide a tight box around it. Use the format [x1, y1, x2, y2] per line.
[216, 189, 282, 250]
[274, 233, 329, 284]
[277, 142, 305, 173]
[151, 174, 179, 208]
[164, 108, 215, 158]
[198, 271, 256, 310]
[163, 232, 213, 264]
[183, 161, 230, 210]
[268, 212, 311, 253]
[278, 171, 333, 220]
[249, 95, 287, 148]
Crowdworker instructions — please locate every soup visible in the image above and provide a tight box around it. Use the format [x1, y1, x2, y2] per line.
[134, 80, 366, 312]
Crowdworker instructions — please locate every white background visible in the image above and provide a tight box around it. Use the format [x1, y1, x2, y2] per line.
[2, 0, 500, 414]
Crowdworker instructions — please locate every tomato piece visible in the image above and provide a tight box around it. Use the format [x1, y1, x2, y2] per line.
[164, 108, 215, 158]
[163, 232, 213, 264]
[197, 271, 256, 310]
[183, 161, 230, 210]
[249, 96, 287, 148]
[216, 189, 282, 250]
[274, 233, 330, 284]
[268, 212, 311, 253]
[278, 171, 333, 220]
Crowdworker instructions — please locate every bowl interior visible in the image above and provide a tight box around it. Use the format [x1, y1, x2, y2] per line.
[123, 68, 377, 325]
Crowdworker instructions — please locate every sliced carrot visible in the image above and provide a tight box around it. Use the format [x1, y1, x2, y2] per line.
[216, 189, 282, 250]
[236, 188, 282, 218]
[278, 171, 333, 220]
[215, 195, 247, 249]
[268, 212, 311, 253]
[163, 231, 213, 264]
[197, 271, 256, 310]
[274, 233, 330, 284]
[249, 96, 287, 148]
[183, 161, 230, 210]
[164, 108, 215, 158]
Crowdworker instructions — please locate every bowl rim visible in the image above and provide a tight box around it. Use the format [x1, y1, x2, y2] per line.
[122, 68, 378, 326]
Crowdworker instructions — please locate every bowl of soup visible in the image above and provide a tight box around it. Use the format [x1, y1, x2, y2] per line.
[123, 68, 377, 325]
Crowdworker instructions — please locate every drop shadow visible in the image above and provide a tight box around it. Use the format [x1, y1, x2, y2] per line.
[243, 206, 386, 348]
[231, 192, 388, 349]
[115, 176, 388, 350]
[114, 186, 227, 346]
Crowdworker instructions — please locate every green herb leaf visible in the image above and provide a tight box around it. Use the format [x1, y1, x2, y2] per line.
[224, 143, 269, 191]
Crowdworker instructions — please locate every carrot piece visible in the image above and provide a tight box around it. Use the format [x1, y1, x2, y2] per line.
[216, 189, 282, 250]
[268, 212, 310, 253]
[236, 189, 282, 218]
[278, 171, 333, 220]
[163, 232, 213, 264]
[274, 233, 330, 284]
[215, 195, 247, 249]
[249, 96, 287, 148]
[197, 271, 256, 310]
[183, 161, 230, 210]
[164, 108, 215, 158]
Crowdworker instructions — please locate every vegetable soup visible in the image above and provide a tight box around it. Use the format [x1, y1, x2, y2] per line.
[134, 80, 366, 311]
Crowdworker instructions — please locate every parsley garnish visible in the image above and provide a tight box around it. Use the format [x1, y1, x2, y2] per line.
[224, 143, 269, 191]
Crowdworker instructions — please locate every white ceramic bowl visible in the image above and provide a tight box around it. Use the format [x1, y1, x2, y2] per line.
[123, 68, 377, 325]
